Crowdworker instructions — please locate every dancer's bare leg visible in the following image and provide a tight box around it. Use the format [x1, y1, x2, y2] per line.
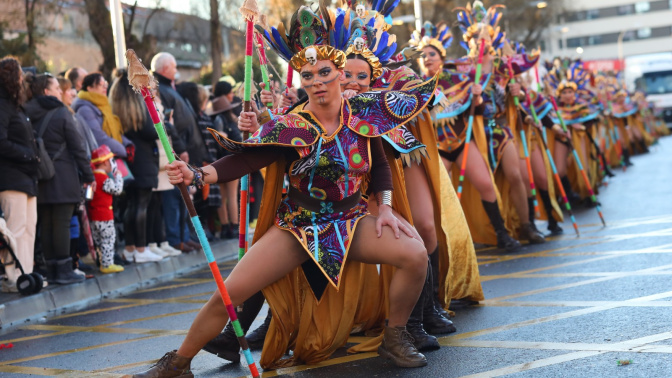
[554, 140, 570, 177]
[530, 147, 548, 191]
[350, 215, 427, 327]
[404, 163, 437, 253]
[500, 142, 529, 222]
[455, 141, 497, 202]
[176, 226, 308, 358]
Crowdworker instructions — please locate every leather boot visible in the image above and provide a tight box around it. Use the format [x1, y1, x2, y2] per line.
[377, 325, 428, 368]
[519, 223, 546, 244]
[202, 291, 265, 362]
[429, 251, 450, 319]
[54, 257, 85, 285]
[623, 149, 633, 166]
[560, 176, 580, 204]
[44, 259, 57, 282]
[406, 262, 439, 351]
[481, 200, 521, 252]
[637, 139, 649, 154]
[246, 309, 271, 349]
[423, 260, 456, 335]
[539, 190, 563, 235]
[132, 350, 193, 378]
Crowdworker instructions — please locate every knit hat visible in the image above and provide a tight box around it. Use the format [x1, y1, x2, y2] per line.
[91, 145, 114, 165]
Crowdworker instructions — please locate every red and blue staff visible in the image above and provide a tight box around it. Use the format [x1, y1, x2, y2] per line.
[456, 39, 486, 201]
[549, 96, 606, 227]
[506, 57, 539, 217]
[125, 50, 260, 378]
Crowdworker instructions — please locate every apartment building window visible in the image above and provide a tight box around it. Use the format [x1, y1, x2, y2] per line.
[618, 5, 634, 15]
[635, 2, 651, 13]
[567, 37, 582, 48]
[637, 27, 652, 38]
[588, 35, 602, 45]
[586, 9, 600, 20]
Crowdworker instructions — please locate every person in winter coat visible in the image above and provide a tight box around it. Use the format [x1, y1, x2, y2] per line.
[150, 52, 206, 165]
[23, 73, 94, 285]
[207, 81, 242, 239]
[0, 57, 41, 292]
[72, 73, 131, 158]
[108, 70, 163, 263]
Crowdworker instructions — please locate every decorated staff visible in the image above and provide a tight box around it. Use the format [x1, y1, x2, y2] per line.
[254, 30, 274, 108]
[238, 0, 259, 259]
[456, 34, 486, 201]
[125, 50, 261, 378]
[549, 96, 606, 226]
[525, 90, 580, 236]
[503, 44, 539, 218]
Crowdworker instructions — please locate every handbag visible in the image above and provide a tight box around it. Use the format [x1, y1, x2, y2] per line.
[35, 108, 66, 181]
[113, 157, 135, 185]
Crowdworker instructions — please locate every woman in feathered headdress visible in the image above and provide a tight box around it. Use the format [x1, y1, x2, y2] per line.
[131, 1, 441, 374]
[544, 58, 605, 203]
[335, 1, 483, 354]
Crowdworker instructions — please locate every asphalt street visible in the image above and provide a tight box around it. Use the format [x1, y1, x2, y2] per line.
[0, 137, 671, 378]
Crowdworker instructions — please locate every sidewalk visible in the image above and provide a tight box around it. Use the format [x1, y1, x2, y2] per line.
[0, 238, 239, 332]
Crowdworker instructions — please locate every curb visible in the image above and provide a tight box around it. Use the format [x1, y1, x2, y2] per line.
[0, 239, 239, 332]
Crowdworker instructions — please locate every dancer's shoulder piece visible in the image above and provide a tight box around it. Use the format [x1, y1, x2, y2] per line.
[346, 74, 439, 136]
[209, 113, 321, 153]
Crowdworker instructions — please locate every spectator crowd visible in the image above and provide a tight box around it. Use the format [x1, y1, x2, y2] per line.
[0, 53, 253, 293]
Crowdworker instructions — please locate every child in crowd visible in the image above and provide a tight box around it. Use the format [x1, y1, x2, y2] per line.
[88, 145, 124, 273]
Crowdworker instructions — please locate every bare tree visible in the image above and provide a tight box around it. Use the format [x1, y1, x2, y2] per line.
[210, 0, 223, 86]
[82, 0, 116, 78]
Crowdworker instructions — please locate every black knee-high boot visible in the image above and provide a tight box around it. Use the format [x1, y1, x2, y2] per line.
[202, 290, 266, 361]
[429, 250, 449, 319]
[423, 258, 456, 335]
[539, 189, 563, 235]
[623, 148, 633, 166]
[246, 309, 272, 349]
[560, 176, 580, 204]
[481, 200, 521, 252]
[407, 259, 440, 351]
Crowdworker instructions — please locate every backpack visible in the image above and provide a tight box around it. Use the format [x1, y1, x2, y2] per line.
[35, 108, 67, 181]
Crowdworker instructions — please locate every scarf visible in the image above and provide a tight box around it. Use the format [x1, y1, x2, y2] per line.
[77, 91, 123, 143]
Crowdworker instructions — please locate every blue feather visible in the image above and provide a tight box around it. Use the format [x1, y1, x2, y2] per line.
[375, 33, 389, 56]
[367, 17, 375, 28]
[381, 42, 397, 61]
[382, 0, 401, 17]
[271, 27, 293, 60]
[460, 41, 470, 54]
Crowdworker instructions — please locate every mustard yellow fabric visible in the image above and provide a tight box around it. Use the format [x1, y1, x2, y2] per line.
[77, 91, 123, 143]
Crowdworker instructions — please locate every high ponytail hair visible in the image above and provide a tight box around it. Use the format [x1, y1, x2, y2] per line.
[23, 72, 54, 102]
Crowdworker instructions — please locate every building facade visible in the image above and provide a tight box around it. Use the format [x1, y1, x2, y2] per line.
[544, 0, 672, 64]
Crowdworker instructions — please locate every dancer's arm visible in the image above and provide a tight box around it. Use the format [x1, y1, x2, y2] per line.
[166, 147, 294, 186]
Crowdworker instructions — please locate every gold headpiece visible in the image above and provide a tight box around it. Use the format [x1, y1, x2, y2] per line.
[344, 42, 383, 79]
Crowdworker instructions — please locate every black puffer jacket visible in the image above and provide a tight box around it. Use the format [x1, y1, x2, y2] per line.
[154, 73, 207, 164]
[23, 96, 94, 204]
[0, 87, 40, 197]
[124, 109, 159, 189]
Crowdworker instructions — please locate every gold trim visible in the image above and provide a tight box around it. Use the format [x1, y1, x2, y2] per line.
[290, 45, 347, 72]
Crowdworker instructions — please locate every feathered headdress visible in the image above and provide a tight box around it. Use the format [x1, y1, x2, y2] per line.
[544, 58, 590, 97]
[336, 2, 399, 79]
[256, 1, 346, 72]
[409, 21, 453, 59]
[453, 1, 505, 57]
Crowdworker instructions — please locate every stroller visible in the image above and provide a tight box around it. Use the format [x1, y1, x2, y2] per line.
[0, 210, 43, 295]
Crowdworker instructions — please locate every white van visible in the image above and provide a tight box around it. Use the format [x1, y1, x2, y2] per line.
[626, 52, 672, 126]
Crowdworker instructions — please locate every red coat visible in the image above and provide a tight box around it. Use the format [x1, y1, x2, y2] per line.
[88, 170, 123, 221]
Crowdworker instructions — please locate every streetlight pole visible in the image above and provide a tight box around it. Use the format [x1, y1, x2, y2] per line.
[617, 29, 626, 64]
[413, 0, 422, 32]
[109, 0, 127, 69]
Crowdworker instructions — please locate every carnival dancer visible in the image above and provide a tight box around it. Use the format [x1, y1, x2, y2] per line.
[544, 59, 603, 204]
[514, 81, 566, 235]
[498, 40, 564, 236]
[131, 3, 439, 375]
[336, 1, 470, 351]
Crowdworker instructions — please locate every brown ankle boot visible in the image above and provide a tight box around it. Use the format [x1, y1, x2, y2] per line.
[520, 223, 546, 244]
[378, 326, 428, 368]
[132, 350, 193, 378]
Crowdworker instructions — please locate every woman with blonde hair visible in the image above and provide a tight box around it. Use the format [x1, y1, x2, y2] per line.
[108, 69, 163, 263]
